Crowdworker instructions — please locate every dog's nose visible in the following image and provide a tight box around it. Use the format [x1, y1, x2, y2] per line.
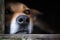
[16, 15, 29, 26]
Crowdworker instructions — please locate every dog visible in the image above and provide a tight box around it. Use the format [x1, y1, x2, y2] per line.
[5, 2, 54, 34]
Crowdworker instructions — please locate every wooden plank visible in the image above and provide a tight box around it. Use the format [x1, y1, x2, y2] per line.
[0, 34, 60, 40]
[0, 34, 60, 38]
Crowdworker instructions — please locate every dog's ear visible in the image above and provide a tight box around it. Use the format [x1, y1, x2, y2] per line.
[31, 9, 43, 15]
[31, 9, 43, 21]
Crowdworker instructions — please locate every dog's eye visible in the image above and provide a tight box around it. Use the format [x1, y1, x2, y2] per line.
[24, 10, 30, 15]
[5, 10, 13, 14]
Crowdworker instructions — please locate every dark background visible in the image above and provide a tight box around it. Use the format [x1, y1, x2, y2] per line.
[5, 0, 59, 33]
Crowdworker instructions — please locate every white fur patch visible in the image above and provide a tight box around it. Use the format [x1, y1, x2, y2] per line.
[10, 13, 25, 34]
[28, 20, 33, 34]
[10, 17, 19, 34]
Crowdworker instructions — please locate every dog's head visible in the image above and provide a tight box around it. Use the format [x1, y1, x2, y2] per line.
[5, 2, 42, 34]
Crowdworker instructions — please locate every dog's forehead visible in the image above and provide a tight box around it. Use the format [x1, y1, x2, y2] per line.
[8, 3, 30, 13]
[6, 2, 42, 15]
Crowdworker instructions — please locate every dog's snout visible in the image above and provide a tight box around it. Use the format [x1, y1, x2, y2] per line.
[16, 15, 29, 25]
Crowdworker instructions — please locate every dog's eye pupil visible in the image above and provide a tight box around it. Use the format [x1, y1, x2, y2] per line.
[24, 10, 30, 15]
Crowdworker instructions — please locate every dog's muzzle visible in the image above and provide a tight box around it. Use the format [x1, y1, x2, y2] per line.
[15, 15, 30, 34]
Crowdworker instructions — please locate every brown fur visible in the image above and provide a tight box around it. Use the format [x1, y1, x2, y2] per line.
[5, 2, 54, 34]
